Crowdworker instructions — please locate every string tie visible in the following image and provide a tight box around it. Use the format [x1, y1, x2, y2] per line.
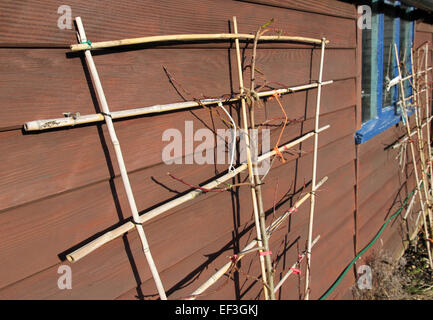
[81, 40, 93, 49]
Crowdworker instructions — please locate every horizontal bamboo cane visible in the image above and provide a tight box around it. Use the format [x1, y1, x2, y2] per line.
[186, 176, 328, 300]
[403, 181, 424, 220]
[66, 125, 330, 262]
[70, 33, 330, 52]
[24, 81, 333, 131]
[391, 116, 433, 149]
[395, 67, 433, 84]
[273, 235, 320, 293]
[396, 89, 427, 105]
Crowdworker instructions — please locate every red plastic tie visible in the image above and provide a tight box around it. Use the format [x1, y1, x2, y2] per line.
[230, 254, 238, 262]
[290, 268, 302, 275]
[288, 204, 298, 214]
[259, 251, 272, 257]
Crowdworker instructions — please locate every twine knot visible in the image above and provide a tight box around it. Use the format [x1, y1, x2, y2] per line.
[273, 146, 286, 163]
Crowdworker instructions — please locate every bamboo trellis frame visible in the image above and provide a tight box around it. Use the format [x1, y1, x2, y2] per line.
[394, 43, 433, 269]
[187, 22, 329, 301]
[23, 16, 334, 300]
[410, 45, 433, 232]
[417, 43, 433, 204]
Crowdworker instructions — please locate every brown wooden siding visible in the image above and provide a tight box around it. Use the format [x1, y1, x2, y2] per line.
[2, 0, 425, 300]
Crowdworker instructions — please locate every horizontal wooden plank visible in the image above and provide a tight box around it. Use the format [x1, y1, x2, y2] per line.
[358, 173, 408, 234]
[0, 47, 356, 129]
[357, 154, 405, 207]
[416, 22, 433, 33]
[0, 0, 356, 48]
[358, 142, 402, 185]
[0, 133, 355, 297]
[415, 31, 432, 47]
[236, 0, 356, 19]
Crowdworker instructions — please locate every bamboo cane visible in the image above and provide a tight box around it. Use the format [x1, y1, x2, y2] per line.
[304, 37, 326, 300]
[404, 179, 425, 219]
[273, 235, 320, 293]
[66, 125, 330, 262]
[248, 27, 275, 300]
[232, 16, 270, 300]
[23, 81, 333, 131]
[74, 17, 167, 300]
[186, 177, 328, 300]
[70, 33, 329, 52]
[394, 43, 433, 269]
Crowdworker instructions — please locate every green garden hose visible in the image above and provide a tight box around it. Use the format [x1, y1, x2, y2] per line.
[319, 185, 419, 300]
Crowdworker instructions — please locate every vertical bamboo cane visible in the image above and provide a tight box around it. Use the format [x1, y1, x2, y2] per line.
[304, 38, 326, 300]
[74, 17, 167, 299]
[395, 43, 433, 269]
[248, 28, 275, 300]
[422, 43, 433, 214]
[232, 16, 270, 300]
[411, 46, 433, 231]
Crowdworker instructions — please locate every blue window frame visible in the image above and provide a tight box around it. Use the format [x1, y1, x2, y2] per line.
[355, 1, 415, 144]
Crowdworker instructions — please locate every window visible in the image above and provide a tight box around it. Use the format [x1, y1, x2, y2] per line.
[355, 1, 414, 144]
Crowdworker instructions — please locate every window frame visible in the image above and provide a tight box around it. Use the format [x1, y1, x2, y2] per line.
[355, 1, 414, 144]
